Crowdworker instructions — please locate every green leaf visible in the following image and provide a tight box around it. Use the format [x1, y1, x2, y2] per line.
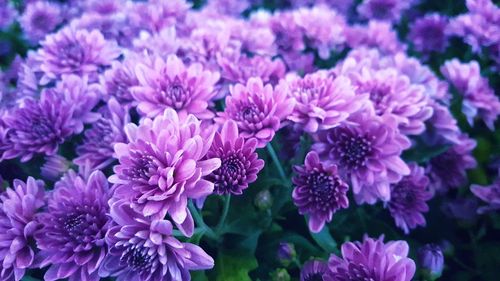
[191, 271, 209, 281]
[216, 251, 258, 281]
[308, 219, 338, 254]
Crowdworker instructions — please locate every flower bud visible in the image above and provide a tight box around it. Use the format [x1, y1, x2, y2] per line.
[254, 189, 273, 211]
[270, 268, 291, 281]
[277, 242, 296, 266]
[418, 244, 444, 277]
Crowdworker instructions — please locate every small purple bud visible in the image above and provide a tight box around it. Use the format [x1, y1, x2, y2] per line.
[271, 268, 291, 281]
[418, 244, 444, 276]
[277, 242, 296, 266]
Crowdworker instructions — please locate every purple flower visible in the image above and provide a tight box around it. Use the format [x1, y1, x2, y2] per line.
[131, 54, 220, 119]
[3, 91, 75, 162]
[218, 54, 286, 85]
[345, 21, 406, 54]
[128, 0, 191, 33]
[40, 155, 70, 181]
[471, 175, 500, 214]
[205, 120, 264, 195]
[422, 101, 462, 146]
[387, 163, 433, 234]
[313, 110, 411, 204]
[409, 14, 449, 53]
[441, 59, 500, 130]
[109, 108, 221, 236]
[300, 260, 329, 281]
[20, 1, 62, 43]
[277, 243, 296, 265]
[346, 66, 433, 135]
[36, 170, 110, 281]
[0, 177, 45, 281]
[292, 151, 349, 233]
[418, 244, 444, 276]
[37, 27, 121, 83]
[55, 75, 102, 134]
[327, 236, 416, 281]
[357, 0, 411, 22]
[205, 0, 250, 15]
[0, 0, 16, 30]
[216, 77, 295, 148]
[427, 134, 477, 193]
[99, 200, 214, 281]
[269, 11, 306, 53]
[284, 72, 367, 133]
[75, 98, 129, 170]
[294, 5, 347, 59]
[102, 56, 140, 105]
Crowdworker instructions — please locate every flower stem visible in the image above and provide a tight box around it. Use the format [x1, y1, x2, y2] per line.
[216, 194, 231, 234]
[188, 201, 217, 240]
[266, 143, 288, 183]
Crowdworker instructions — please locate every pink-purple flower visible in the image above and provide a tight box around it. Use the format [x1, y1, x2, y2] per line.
[409, 14, 449, 53]
[284, 71, 367, 133]
[131, 54, 220, 119]
[205, 120, 265, 195]
[216, 77, 295, 148]
[109, 108, 221, 236]
[292, 151, 349, 233]
[20, 1, 62, 43]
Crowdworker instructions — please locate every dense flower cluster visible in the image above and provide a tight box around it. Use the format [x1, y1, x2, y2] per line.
[0, 0, 497, 280]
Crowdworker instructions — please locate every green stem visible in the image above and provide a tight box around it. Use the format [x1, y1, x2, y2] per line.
[266, 143, 288, 183]
[188, 201, 217, 240]
[216, 195, 231, 234]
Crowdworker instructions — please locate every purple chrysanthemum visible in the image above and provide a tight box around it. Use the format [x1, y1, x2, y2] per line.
[216, 77, 295, 148]
[20, 1, 62, 43]
[36, 170, 110, 281]
[109, 108, 221, 236]
[128, 0, 191, 34]
[205, 120, 264, 195]
[293, 5, 347, 59]
[357, 0, 411, 22]
[284, 72, 367, 133]
[346, 67, 433, 135]
[387, 163, 433, 234]
[313, 110, 411, 204]
[0, 177, 45, 281]
[409, 14, 449, 53]
[218, 54, 286, 85]
[292, 151, 349, 233]
[37, 27, 121, 83]
[327, 236, 416, 281]
[75, 98, 129, 170]
[54, 75, 101, 134]
[427, 134, 477, 193]
[300, 260, 329, 281]
[0, 0, 16, 30]
[131, 54, 220, 119]
[3, 91, 75, 162]
[269, 11, 306, 53]
[40, 155, 70, 181]
[441, 59, 500, 130]
[102, 57, 140, 105]
[99, 200, 214, 281]
[345, 21, 406, 54]
[470, 174, 500, 214]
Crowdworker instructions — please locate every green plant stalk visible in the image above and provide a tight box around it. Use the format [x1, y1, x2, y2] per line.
[216, 194, 231, 235]
[266, 143, 288, 183]
[188, 201, 217, 240]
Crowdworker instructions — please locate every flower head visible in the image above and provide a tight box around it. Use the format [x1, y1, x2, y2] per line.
[75, 98, 129, 170]
[99, 200, 214, 281]
[40, 155, 70, 181]
[345, 21, 406, 54]
[387, 163, 433, 234]
[300, 260, 329, 281]
[218, 54, 286, 84]
[36, 170, 110, 281]
[205, 120, 264, 195]
[313, 110, 411, 204]
[292, 151, 349, 233]
[427, 134, 477, 193]
[109, 108, 221, 236]
[20, 1, 62, 43]
[357, 0, 411, 22]
[328, 236, 416, 281]
[0, 177, 45, 281]
[216, 77, 295, 148]
[0, 0, 16, 30]
[441, 59, 500, 130]
[37, 27, 120, 83]
[284, 72, 367, 133]
[470, 174, 500, 214]
[409, 14, 449, 53]
[3, 91, 75, 162]
[131, 54, 220, 119]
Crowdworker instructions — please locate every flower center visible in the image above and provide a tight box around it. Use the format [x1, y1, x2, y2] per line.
[64, 213, 85, 232]
[32, 117, 53, 136]
[239, 105, 259, 122]
[333, 262, 376, 281]
[122, 245, 152, 272]
[369, 85, 391, 114]
[61, 42, 84, 66]
[162, 78, 187, 109]
[127, 153, 157, 181]
[335, 132, 372, 170]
